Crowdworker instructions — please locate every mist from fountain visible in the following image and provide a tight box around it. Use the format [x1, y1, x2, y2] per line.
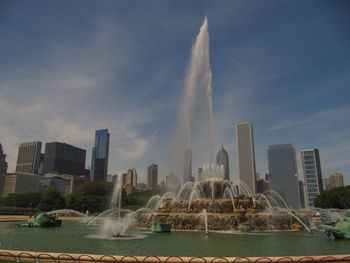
[201, 163, 225, 181]
[155, 192, 176, 210]
[188, 187, 202, 211]
[87, 173, 136, 238]
[255, 193, 273, 210]
[87, 208, 116, 226]
[223, 187, 236, 212]
[284, 209, 312, 233]
[312, 208, 345, 225]
[198, 209, 208, 235]
[263, 190, 290, 210]
[145, 195, 161, 210]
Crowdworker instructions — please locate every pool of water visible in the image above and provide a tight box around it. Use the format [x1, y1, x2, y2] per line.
[0, 221, 349, 257]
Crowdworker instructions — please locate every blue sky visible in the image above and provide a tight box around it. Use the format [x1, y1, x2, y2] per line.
[0, 1, 349, 184]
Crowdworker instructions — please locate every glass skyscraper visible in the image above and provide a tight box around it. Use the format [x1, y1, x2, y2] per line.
[90, 129, 110, 181]
[301, 148, 323, 207]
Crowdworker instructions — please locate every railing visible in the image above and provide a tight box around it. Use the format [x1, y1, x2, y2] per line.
[0, 250, 350, 263]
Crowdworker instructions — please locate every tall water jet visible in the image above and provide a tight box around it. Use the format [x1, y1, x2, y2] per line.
[111, 173, 123, 220]
[199, 209, 209, 235]
[171, 16, 214, 182]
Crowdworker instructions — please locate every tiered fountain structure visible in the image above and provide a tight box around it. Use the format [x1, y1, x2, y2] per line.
[135, 178, 311, 232]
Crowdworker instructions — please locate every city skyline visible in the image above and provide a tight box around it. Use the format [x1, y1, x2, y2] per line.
[0, 1, 349, 184]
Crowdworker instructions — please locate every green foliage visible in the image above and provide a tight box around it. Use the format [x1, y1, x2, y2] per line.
[3, 192, 42, 208]
[315, 186, 350, 209]
[39, 187, 65, 212]
[66, 181, 113, 213]
[74, 181, 114, 196]
[122, 188, 167, 210]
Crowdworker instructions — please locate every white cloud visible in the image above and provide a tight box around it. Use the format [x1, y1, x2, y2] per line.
[0, 19, 156, 176]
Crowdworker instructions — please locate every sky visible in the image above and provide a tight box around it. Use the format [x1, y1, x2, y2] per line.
[0, 1, 349, 185]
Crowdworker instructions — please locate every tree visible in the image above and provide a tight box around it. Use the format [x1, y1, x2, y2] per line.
[66, 181, 113, 213]
[3, 192, 42, 208]
[315, 186, 350, 209]
[39, 187, 65, 212]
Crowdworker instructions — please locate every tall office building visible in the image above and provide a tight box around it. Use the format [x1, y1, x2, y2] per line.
[125, 168, 138, 187]
[125, 168, 138, 194]
[268, 144, 300, 209]
[0, 144, 8, 197]
[15, 141, 42, 174]
[301, 148, 323, 207]
[235, 122, 257, 194]
[216, 144, 230, 181]
[43, 142, 87, 176]
[90, 129, 110, 181]
[183, 149, 193, 184]
[324, 172, 344, 190]
[147, 164, 158, 189]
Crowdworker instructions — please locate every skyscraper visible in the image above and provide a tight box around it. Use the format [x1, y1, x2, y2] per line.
[324, 172, 344, 190]
[0, 143, 8, 197]
[15, 141, 42, 174]
[301, 148, 323, 207]
[183, 149, 193, 184]
[147, 164, 158, 189]
[125, 168, 138, 194]
[268, 144, 300, 209]
[235, 122, 257, 194]
[216, 144, 230, 181]
[43, 142, 87, 176]
[90, 129, 110, 182]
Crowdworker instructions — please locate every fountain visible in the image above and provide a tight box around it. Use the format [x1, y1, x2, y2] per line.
[1, 16, 348, 259]
[136, 179, 312, 232]
[88, 173, 136, 238]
